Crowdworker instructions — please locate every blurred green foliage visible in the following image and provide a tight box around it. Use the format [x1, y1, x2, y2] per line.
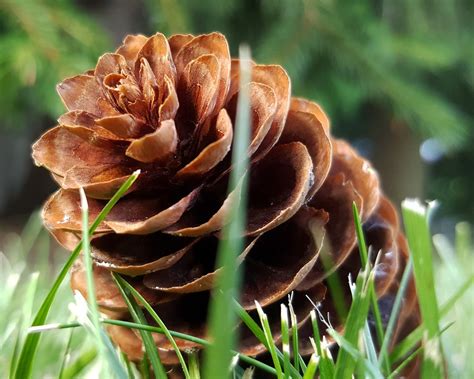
[146, 0, 473, 151]
[0, 0, 110, 128]
[0, 0, 472, 220]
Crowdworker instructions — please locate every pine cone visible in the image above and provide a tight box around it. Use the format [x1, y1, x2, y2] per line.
[32, 32, 419, 372]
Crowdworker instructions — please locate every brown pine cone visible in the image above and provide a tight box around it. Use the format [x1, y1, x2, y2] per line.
[32, 32, 419, 372]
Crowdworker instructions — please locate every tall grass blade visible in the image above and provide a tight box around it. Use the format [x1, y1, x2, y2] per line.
[255, 302, 283, 378]
[58, 328, 74, 379]
[280, 304, 291, 379]
[112, 273, 166, 378]
[202, 45, 251, 379]
[352, 202, 387, 372]
[120, 352, 136, 379]
[188, 351, 201, 379]
[390, 273, 473, 363]
[14, 170, 140, 379]
[116, 275, 190, 379]
[69, 292, 127, 378]
[288, 296, 300, 373]
[388, 322, 454, 379]
[334, 266, 374, 379]
[60, 348, 97, 379]
[8, 271, 39, 377]
[329, 329, 383, 379]
[302, 354, 319, 379]
[401, 199, 444, 379]
[320, 255, 348, 321]
[233, 300, 301, 378]
[378, 259, 413, 365]
[79, 189, 104, 362]
[310, 310, 335, 377]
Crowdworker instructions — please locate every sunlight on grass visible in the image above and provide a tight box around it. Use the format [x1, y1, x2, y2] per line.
[2, 194, 472, 377]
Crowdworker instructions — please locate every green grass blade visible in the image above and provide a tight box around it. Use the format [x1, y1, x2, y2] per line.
[320, 254, 348, 321]
[233, 300, 266, 342]
[58, 328, 74, 379]
[353, 202, 387, 372]
[329, 329, 383, 379]
[388, 346, 422, 379]
[280, 305, 291, 379]
[288, 297, 300, 373]
[402, 199, 444, 379]
[255, 302, 283, 378]
[334, 266, 374, 379]
[233, 300, 301, 378]
[390, 273, 473, 363]
[80, 192, 128, 377]
[310, 310, 335, 377]
[302, 354, 319, 379]
[79, 189, 104, 357]
[188, 351, 201, 379]
[378, 259, 413, 365]
[70, 293, 128, 378]
[203, 45, 251, 379]
[8, 272, 39, 377]
[30, 318, 278, 376]
[61, 348, 97, 379]
[363, 322, 379, 367]
[140, 358, 151, 379]
[116, 275, 190, 379]
[112, 273, 167, 378]
[353, 202, 369, 265]
[14, 171, 140, 379]
[287, 297, 307, 373]
[120, 351, 136, 379]
[388, 322, 454, 379]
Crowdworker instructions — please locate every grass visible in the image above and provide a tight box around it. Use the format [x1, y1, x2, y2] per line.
[1, 60, 473, 378]
[1, 186, 473, 379]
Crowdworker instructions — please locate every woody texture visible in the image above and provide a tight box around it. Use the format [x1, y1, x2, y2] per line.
[32, 32, 420, 374]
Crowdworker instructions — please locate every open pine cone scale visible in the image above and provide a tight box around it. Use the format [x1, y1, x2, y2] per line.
[32, 32, 419, 374]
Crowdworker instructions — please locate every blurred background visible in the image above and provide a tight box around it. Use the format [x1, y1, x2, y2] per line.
[0, 0, 472, 229]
